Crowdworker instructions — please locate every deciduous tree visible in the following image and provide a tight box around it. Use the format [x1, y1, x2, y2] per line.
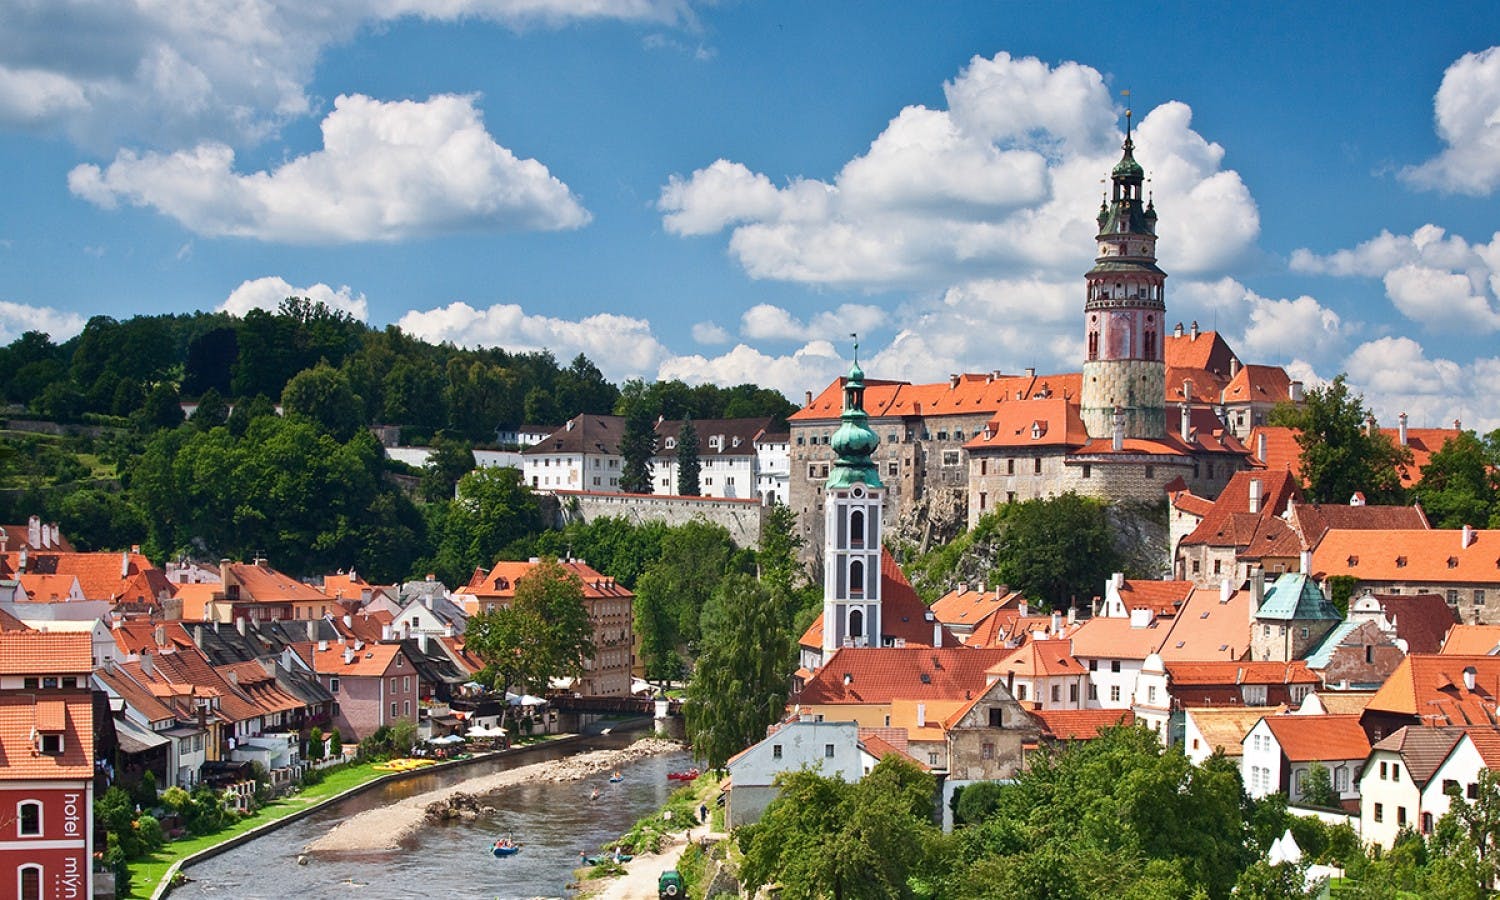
[1270, 375, 1411, 504]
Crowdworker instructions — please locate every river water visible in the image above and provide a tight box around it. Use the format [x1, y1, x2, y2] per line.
[172, 732, 694, 900]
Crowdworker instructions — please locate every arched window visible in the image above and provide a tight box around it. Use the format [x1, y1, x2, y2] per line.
[1087, 331, 1099, 360]
[849, 559, 865, 595]
[850, 509, 865, 547]
[19, 865, 41, 900]
[848, 608, 864, 645]
[17, 800, 40, 836]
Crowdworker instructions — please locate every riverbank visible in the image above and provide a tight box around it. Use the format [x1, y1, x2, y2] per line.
[305, 737, 683, 852]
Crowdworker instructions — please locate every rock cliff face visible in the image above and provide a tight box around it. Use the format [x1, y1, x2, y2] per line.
[1108, 500, 1171, 580]
[887, 487, 967, 557]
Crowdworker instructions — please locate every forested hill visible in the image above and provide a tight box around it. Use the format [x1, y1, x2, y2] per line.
[0, 298, 796, 582]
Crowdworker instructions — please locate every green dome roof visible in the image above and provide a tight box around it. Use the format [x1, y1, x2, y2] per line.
[827, 352, 882, 489]
[1113, 136, 1144, 180]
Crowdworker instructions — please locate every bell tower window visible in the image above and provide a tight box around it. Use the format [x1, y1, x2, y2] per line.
[849, 559, 865, 595]
[850, 509, 865, 547]
[848, 608, 864, 645]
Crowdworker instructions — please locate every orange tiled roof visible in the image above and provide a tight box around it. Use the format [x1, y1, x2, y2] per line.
[799, 550, 962, 651]
[1263, 713, 1370, 761]
[1157, 587, 1253, 661]
[34, 698, 66, 732]
[1363, 594, 1459, 655]
[0, 632, 94, 675]
[1222, 365, 1293, 406]
[990, 639, 1085, 679]
[1164, 329, 1238, 376]
[1117, 579, 1195, 616]
[929, 585, 1024, 628]
[458, 559, 634, 603]
[1365, 654, 1500, 727]
[963, 397, 1089, 450]
[1032, 707, 1133, 741]
[1381, 427, 1460, 487]
[18, 573, 81, 602]
[1171, 489, 1217, 519]
[1465, 728, 1500, 768]
[148, 648, 264, 723]
[112, 621, 197, 656]
[1069, 615, 1169, 660]
[1164, 660, 1318, 687]
[0, 521, 75, 553]
[1181, 469, 1302, 549]
[961, 610, 1076, 649]
[1165, 367, 1228, 405]
[1072, 428, 1248, 458]
[0, 608, 31, 632]
[311, 641, 405, 678]
[321, 572, 372, 602]
[1305, 691, 1377, 715]
[174, 582, 219, 621]
[94, 666, 179, 725]
[1247, 425, 1303, 478]
[796, 647, 1015, 705]
[1241, 515, 1303, 561]
[890, 698, 969, 741]
[859, 732, 928, 770]
[1289, 502, 1429, 550]
[792, 373, 1084, 422]
[1442, 624, 1500, 656]
[9, 550, 170, 602]
[1311, 528, 1500, 583]
[0, 693, 93, 780]
[438, 636, 486, 676]
[224, 561, 333, 604]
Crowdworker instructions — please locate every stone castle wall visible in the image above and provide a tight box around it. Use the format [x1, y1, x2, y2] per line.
[1081, 359, 1166, 438]
[547, 490, 765, 549]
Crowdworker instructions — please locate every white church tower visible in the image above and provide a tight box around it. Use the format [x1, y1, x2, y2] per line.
[822, 343, 885, 657]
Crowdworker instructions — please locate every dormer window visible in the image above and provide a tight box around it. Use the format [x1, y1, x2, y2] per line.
[1396, 556, 1407, 568]
[38, 734, 62, 755]
[1448, 557, 1459, 569]
[664, 437, 676, 450]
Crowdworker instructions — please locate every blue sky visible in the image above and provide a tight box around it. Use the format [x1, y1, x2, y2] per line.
[3, 2, 1500, 429]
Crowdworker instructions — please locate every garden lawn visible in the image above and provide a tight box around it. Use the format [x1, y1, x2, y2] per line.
[126, 762, 389, 898]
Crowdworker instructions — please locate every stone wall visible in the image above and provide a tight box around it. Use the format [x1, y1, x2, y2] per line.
[547, 490, 765, 549]
[1081, 359, 1166, 438]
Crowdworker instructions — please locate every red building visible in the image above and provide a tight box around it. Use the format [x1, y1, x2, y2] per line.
[0, 632, 95, 900]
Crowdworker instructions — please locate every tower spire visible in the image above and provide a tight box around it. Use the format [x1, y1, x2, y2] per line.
[827, 336, 881, 489]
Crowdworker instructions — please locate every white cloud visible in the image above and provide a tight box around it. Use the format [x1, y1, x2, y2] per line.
[1401, 46, 1500, 195]
[1342, 336, 1498, 432]
[397, 301, 668, 381]
[0, 300, 88, 343]
[657, 341, 844, 398]
[738, 303, 887, 342]
[220, 276, 369, 321]
[690, 321, 730, 344]
[68, 94, 590, 243]
[658, 53, 1259, 291]
[1291, 225, 1500, 333]
[0, 0, 692, 151]
[1240, 292, 1346, 360]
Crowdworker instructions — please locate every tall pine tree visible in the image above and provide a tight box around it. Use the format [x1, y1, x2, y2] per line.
[618, 401, 656, 494]
[676, 416, 701, 496]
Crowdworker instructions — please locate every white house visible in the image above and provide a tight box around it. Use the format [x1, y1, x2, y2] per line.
[755, 430, 791, 505]
[652, 418, 771, 500]
[1359, 726, 1481, 849]
[1070, 611, 1166, 710]
[520, 414, 627, 492]
[724, 719, 906, 828]
[1418, 730, 1500, 835]
[1241, 713, 1369, 804]
[1182, 707, 1272, 767]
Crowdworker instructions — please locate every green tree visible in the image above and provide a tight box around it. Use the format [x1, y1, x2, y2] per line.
[190, 387, 230, 430]
[281, 361, 365, 441]
[994, 493, 1120, 608]
[1270, 375, 1412, 504]
[1300, 762, 1337, 809]
[632, 521, 744, 683]
[427, 466, 542, 586]
[514, 557, 595, 686]
[421, 432, 474, 502]
[675, 416, 701, 496]
[466, 602, 547, 718]
[685, 573, 793, 769]
[618, 399, 656, 494]
[1414, 430, 1499, 529]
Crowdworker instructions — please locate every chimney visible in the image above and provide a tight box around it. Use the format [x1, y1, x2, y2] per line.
[1251, 567, 1266, 614]
[343, 614, 353, 629]
[1465, 666, 1478, 692]
[1067, 605, 1077, 625]
[1398, 412, 1409, 446]
[1299, 548, 1311, 572]
[1364, 413, 1376, 436]
[1190, 320, 1200, 339]
[1112, 406, 1124, 452]
[27, 515, 40, 548]
[804, 390, 813, 406]
[1051, 611, 1062, 634]
[1090, 596, 1100, 618]
[565, 418, 575, 431]
[154, 624, 166, 648]
[18, 547, 26, 574]
[1229, 358, 1240, 377]
[1256, 431, 1267, 461]
[1180, 402, 1192, 443]
[306, 620, 318, 642]
[1248, 478, 1262, 514]
[949, 373, 960, 389]
[220, 558, 233, 592]
[1025, 367, 1036, 378]
[235, 616, 247, 636]
[916, 702, 926, 728]
[381, 624, 392, 641]
[1455, 418, 1462, 431]
[1018, 600, 1029, 618]
[193, 625, 204, 648]
[318, 639, 328, 651]
[418, 632, 429, 653]
[1220, 578, 1232, 603]
[1463, 524, 1476, 548]
[140, 653, 153, 676]
[1290, 380, 1304, 403]
[343, 646, 354, 665]
[121, 551, 131, 579]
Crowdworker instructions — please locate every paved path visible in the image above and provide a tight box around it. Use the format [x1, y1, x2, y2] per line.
[585, 822, 723, 899]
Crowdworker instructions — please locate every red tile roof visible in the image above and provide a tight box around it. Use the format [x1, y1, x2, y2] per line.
[112, 621, 198, 656]
[1069, 616, 1169, 660]
[1157, 587, 1253, 661]
[1181, 469, 1302, 548]
[1264, 714, 1370, 761]
[224, 561, 333, 604]
[94, 666, 179, 726]
[1246, 425, 1303, 479]
[1164, 660, 1318, 687]
[1116, 579, 1195, 616]
[1381, 427, 1460, 487]
[1170, 489, 1216, 519]
[794, 373, 1086, 423]
[990, 639, 1085, 679]
[795, 647, 1014, 705]
[1365, 654, 1500, 727]
[929, 585, 1024, 629]
[310, 641, 405, 678]
[1289, 502, 1429, 550]
[859, 732, 927, 769]
[1441, 624, 1500, 656]
[1032, 708, 1133, 741]
[1364, 593, 1459, 655]
[1311, 528, 1500, 584]
[18, 573, 81, 602]
[1164, 329, 1238, 377]
[0, 632, 94, 675]
[1222, 365, 1293, 406]
[964, 398, 1088, 450]
[0, 521, 75, 553]
[0, 693, 93, 780]
[459, 559, 633, 604]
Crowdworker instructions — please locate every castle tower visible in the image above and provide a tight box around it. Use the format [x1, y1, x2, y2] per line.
[1081, 109, 1167, 439]
[822, 342, 884, 657]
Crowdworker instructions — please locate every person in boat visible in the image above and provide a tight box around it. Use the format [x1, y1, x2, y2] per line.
[610, 769, 623, 781]
[590, 786, 600, 801]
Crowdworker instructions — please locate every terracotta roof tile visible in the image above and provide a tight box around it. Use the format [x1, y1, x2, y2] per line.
[1246, 426, 1303, 478]
[858, 732, 928, 770]
[929, 585, 1023, 628]
[34, 699, 66, 732]
[1181, 470, 1302, 549]
[990, 639, 1086, 679]
[1032, 708, 1133, 741]
[1289, 502, 1429, 550]
[521, 414, 627, 456]
[311, 641, 405, 678]
[1164, 329, 1238, 377]
[1366, 655, 1500, 727]
[1441, 624, 1500, 656]
[1222, 365, 1293, 405]
[0, 632, 94, 674]
[1116, 579, 1195, 616]
[1164, 660, 1318, 686]
[1370, 726, 1469, 787]
[792, 373, 1084, 423]
[963, 398, 1088, 450]
[1312, 529, 1500, 583]
[94, 667, 179, 725]
[1069, 616, 1169, 660]
[1381, 427, 1460, 487]
[1157, 587, 1253, 661]
[1363, 593, 1459, 655]
[0, 693, 93, 780]
[1264, 713, 1370, 761]
[795, 647, 1015, 705]
[458, 559, 634, 605]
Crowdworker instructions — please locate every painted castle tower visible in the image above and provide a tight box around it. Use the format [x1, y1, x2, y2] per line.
[1081, 109, 1167, 440]
[821, 344, 884, 657]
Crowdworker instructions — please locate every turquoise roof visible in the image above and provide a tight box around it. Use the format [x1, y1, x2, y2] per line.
[1255, 572, 1342, 622]
[827, 348, 882, 489]
[1302, 620, 1358, 669]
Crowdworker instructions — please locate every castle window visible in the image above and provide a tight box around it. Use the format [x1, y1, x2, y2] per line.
[980, 459, 987, 475]
[979, 492, 987, 511]
[1082, 464, 1091, 478]
[848, 608, 864, 643]
[1033, 458, 1042, 475]
[1007, 459, 1015, 475]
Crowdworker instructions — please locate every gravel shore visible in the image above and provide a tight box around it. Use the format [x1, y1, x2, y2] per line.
[305, 738, 683, 852]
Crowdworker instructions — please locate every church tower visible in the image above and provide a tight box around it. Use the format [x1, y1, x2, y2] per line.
[1081, 109, 1167, 439]
[822, 343, 884, 657]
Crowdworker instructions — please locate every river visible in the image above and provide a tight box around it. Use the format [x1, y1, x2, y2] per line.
[172, 732, 694, 900]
